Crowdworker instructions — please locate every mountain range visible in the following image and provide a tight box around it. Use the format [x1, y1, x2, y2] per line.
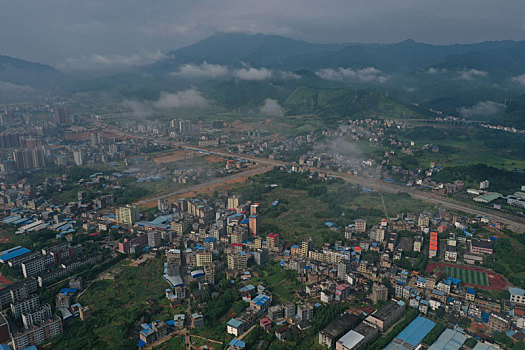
[1, 33, 524, 125]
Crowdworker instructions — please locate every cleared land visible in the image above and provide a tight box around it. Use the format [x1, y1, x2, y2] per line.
[153, 149, 201, 163]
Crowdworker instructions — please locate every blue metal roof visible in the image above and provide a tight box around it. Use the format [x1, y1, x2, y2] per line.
[227, 318, 243, 328]
[393, 316, 436, 347]
[60, 288, 79, 296]
[229, 339, 246, 348]
[252, 294, 269, 306]
[428, 329, 467, 350]
[0, 246, 30, 262]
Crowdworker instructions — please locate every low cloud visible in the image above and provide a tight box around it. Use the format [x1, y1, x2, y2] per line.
[427, 67, 447, 74]
[459, 101, 506, 119]
[260, 98, 284, 117]
[121, 99, 154, 118]
[170, 62, 229, 79]
[58, 50, 165, 71]
[122, 88, 209, 118]
[153, 89, 208, 109]
[0, 81, 36, 94]
[316, 67, 387, 83]
[511, 74, 525, 85]
[279, 71, 301, 80]
[233, 67, 273, 81]
[170, 64, 299, 81]
[459, 69, 487, 80]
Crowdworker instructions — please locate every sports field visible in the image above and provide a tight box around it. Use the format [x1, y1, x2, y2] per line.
[443, 266, 489, 286]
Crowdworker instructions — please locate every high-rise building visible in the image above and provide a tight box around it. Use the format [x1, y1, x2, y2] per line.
[267, 233, 280, 252]
[227, 251, 248, 270]
[13, 148, 45, 170]
[355, 219, 367, 233]
[249, 215, 259, 236]
[115, 205, 139, 226]
[371, 283, 388, 304]
[227, 196, 239, 210]
[147, 231, 162, 248]
[337, 261, 350, 280]
[196, 252, 212, 267]
[178, 120, 191, 134]
[11, 316, 62, 350]
[418, 214, 430, 227]
[73, 150, 84, 166]
[250, 203, 260, 215]
[301, 238, 314, 257]
[56, 107, 68, 125]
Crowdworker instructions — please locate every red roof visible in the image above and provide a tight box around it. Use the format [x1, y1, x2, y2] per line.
[267, 233, 279, 238]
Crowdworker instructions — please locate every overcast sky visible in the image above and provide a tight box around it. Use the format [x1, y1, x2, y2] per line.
[1, 0, 524, 71]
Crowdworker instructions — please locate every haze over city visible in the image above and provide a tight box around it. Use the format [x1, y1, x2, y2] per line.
[0, 2, 524, 350]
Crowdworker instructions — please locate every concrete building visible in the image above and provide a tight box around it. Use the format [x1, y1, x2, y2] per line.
[319, 313, 361, 348]
[115, 204, 139, 226]
[355, 219, 367, 233]
[297, 303, 314, 321]
[365, 300, 406, 332]
[192, 312, 204, 328]
[336, 323, 378, 350]
[371, 283, 388, 304]
[11, 295, 39, 319]
[21, 255, 54, 278]
[227, 251, 248, 270]
[266, 233, 279, 252]
[510, 287, 525, 305]
[227, 196, 239, 210]
[487, 314, 510, 332]
[22, 304, 52, 328]
[11, 316, 62, 350]
[249, 215, 259, 236]
[470, 239, 493, 255]
[73, 150, 84, 166]
[147, 230, 162, 248]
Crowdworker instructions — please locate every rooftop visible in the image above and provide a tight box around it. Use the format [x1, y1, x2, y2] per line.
[370, 300, 405, 321]
[387, 316, 436, 349]
[227, 318, 243, 328]
[321, 313, 360, 338]
[337, 330, 364, 349]
[428, 329, 467, 350]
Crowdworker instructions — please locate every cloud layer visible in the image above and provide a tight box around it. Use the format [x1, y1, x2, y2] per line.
[3, 1, 523, 68]
[170, 62, 229, 78]
[122, 88, 209, 118]
[459, 101, 506, 119]
[233, 67, 273, 81]
[511, 74, 525, 85]
[459, 69, 487, 81]
[316, 67, 387, 83]
[58, 50, 164, 71]
[170, 63, 299, 81]
[260, 98, 284, 117]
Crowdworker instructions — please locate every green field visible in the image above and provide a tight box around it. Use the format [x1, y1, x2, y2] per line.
[443, 266, 489, 286]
